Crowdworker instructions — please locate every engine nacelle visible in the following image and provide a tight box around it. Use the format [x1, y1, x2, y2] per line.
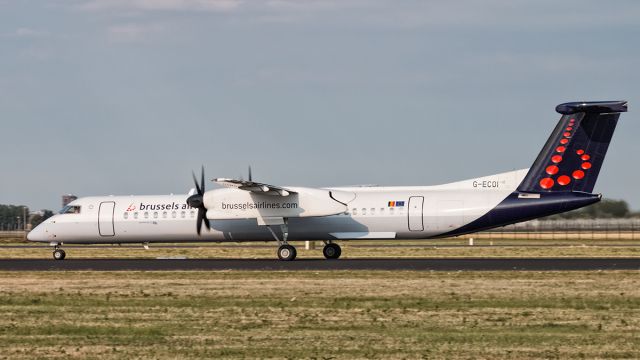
[203, 187, 349, 222]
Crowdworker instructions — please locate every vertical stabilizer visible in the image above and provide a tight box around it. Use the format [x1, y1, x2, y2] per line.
[517, 101, 627, 194]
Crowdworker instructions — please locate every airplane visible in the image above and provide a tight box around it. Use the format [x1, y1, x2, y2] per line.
[28, 100, 628, 261]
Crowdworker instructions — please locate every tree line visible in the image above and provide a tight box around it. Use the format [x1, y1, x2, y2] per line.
[0, 205, 54, 230]
[546, 199, 637, 219]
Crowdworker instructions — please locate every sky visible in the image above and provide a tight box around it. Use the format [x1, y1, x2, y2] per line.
[1, 0, 639, 211]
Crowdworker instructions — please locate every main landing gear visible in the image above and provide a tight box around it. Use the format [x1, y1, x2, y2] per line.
[266, 219, 342, 261]
[52, 243, 66, 260]
[322, 242, 341, 260]
[276, 242, 342, 261]
[277, 244, 297, 261]
[267, 219, 298, 261]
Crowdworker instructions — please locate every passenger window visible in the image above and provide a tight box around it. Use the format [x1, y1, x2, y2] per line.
[380, 208, 385, 213]
[134, 212, 139, 219]
[144, 212, 149, 219]
[390, 208, 394, 215]
[181, 211, 186, 218]
[352, 208, 358, 215]
[172, 211, 177, 218]
[153, 212, 158, 219]
[123, 213, 129, 220]
[190, 210, 196, 218]
[162, 211, 167, 218]
[370, 208, 375, 215]
[362, 208, 366, 215]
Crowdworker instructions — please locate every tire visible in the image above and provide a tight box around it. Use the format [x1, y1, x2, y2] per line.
[323, 243, 341, 260]
[277, 245, 297, 261]
[53, 249, 66, 261]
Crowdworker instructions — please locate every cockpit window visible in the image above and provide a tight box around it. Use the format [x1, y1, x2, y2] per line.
[59, 205, 81, 214]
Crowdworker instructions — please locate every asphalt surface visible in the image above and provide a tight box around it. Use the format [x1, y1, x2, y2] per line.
[0, 258, 639, 271]
[3, 243, 640, 248]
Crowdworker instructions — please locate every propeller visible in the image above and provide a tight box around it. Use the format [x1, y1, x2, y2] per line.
[186, 166, 210, 235]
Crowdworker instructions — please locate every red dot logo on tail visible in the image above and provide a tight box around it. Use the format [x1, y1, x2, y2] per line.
[557, 175, 571, 186]
[539, 178, 554, 189]
[572, 170, 585, 180]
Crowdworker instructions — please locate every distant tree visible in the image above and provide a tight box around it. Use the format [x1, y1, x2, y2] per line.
[547, 199, 630, 219]
[0, 204, 29, 230]
[597, 200, 630, 218]
[30, 210, 54, 227]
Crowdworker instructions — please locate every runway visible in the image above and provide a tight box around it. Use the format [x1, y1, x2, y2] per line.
[4, 243, 640, 248]
[0, 258, 639, 271]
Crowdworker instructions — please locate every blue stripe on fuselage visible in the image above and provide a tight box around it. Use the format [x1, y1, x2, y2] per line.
[439, 191, 600, 238]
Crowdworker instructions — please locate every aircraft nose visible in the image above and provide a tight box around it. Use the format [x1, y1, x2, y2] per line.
[27, 223, 47, 242]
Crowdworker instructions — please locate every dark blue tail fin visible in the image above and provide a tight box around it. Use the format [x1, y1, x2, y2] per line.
[518, 101, 627, 194]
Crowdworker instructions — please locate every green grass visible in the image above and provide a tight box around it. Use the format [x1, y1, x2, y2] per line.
[0, 270, 639, 359]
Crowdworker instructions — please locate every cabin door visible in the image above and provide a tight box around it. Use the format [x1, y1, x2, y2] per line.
[408, 196, 424, 231]
[98, 201, 116, 236]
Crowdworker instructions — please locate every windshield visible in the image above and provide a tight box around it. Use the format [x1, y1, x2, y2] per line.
[59, 205, 81, 214]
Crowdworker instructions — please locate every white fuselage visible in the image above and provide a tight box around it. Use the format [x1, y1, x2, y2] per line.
[28, 169, 528, 244]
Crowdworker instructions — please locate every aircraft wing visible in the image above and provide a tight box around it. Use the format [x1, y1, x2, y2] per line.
[213, 178, 296, 196]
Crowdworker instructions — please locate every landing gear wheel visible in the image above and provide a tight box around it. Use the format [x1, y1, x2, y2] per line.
[323, 243, 341, 260]
[53, 249, 66, 261]
[277, 244, 297, 261]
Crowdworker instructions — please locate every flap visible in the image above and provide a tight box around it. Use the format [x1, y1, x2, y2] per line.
[214, 178, 296, 196]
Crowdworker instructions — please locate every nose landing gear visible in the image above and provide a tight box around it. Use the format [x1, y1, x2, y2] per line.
[53, 249, 66, 260]
[51, 243, 66, 260]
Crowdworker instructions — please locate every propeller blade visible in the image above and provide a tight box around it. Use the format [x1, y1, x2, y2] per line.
[201, 166, 205, 193]
[196, 209, 204, 235]
[192, 171, 202, 195]
[191, 166, 209, 236]
[203, 216, 211, 231]
[248, 166, 252, 182]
